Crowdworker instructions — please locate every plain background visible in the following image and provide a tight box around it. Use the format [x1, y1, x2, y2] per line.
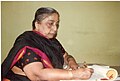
[1, 1, 120, 66]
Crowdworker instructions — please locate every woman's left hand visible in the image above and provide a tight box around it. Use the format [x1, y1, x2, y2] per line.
[68, 61, 79, 70]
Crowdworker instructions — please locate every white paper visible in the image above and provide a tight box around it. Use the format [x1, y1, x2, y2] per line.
[89, 65, 118, 80]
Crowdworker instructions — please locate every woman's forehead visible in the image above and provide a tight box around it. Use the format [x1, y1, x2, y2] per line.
[42, 13, 59, 22]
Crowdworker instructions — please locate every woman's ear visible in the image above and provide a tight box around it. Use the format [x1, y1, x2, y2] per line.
[35, 21, 40, 29]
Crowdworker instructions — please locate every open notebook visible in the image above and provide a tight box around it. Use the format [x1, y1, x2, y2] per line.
[88, 65, 118, 80]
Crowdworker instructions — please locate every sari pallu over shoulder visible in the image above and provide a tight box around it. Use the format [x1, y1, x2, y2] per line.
[11, 46, 53, 69]
[2, 31, 65, 80]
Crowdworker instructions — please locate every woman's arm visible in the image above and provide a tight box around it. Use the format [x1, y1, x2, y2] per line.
[23, 62, 73, 81]
[63, 52, 79, 70]
[23, 61, 93, 81]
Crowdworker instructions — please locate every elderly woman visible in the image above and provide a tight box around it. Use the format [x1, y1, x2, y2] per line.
[2, 7, 93, 81]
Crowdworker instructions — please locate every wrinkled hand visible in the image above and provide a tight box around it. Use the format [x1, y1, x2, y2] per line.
[72, 68, 94, 80]
[68, 61, 79, 70]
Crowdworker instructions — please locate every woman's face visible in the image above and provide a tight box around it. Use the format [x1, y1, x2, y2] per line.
[35, 13, 59, 39]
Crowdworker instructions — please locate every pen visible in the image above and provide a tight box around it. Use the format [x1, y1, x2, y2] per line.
[78, 61, 88, 68]
[83, 61, 87, 68]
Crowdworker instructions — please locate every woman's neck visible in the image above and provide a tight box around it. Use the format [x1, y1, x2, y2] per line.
[32, 30, 48, 39]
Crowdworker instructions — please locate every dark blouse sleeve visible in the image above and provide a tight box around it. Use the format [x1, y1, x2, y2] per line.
[55, 39, 66, 54]
[60, 44, 65, 54]
[15, 48, 42, 70]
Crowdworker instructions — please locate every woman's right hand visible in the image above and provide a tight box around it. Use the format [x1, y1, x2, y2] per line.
[71, 68, 94, 80]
